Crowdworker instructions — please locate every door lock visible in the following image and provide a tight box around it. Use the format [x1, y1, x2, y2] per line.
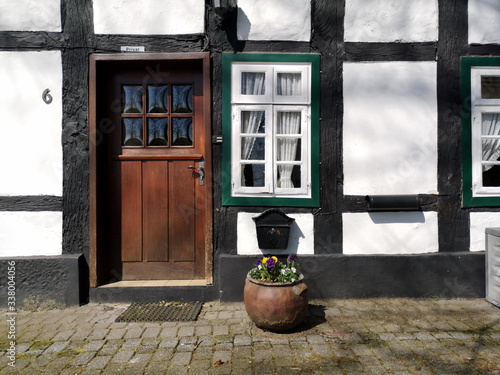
[188, 161, 205, 186]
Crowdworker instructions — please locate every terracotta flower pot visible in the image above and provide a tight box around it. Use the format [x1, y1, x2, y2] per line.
[243, 273, 309, 332]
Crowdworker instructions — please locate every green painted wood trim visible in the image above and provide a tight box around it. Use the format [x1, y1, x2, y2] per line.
[461, 56, 500, 207]
[222, 53, 320, 207]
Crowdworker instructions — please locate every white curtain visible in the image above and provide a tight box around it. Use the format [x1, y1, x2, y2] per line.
[240, 73, 265, 161]
[277, 112, 300, 188]
[276, 73, 302, 188]
[482, 113, 500, 171]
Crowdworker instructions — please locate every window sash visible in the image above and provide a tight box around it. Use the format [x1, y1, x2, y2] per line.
[231, 104, 310, 197]
[232, 63, 310, 104]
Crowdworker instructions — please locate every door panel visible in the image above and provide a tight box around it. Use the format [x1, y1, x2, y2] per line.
[143, 161, 169, 262]
[121, 161, 142, 262]
[169, 160, 196, 262]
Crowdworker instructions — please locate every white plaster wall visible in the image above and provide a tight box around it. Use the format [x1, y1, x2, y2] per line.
[93, 0, 204, 35]
[469, 0, 500, 44]
[0, 212, 62, 257]
[237, 213, 314, 255]
[470, 212, 500, 252]
[343, 212, 439, 255]
[237, 0, 311, 42]
[344, 0, 438, 42]
[0, 51, 62, 196]
[0, 0, 61, 32]
[343, 61, 438, 196]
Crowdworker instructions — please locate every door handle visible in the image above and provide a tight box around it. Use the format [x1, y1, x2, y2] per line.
[188, 161, 205, 186]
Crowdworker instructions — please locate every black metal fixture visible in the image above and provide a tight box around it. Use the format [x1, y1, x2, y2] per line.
[213, 0, 237, 29]
[253, 209, 295, 250]
[365, 195, 421, 211]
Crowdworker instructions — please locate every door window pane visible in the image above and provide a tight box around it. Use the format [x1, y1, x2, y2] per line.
[148, 118, 168, 146]
[172, 118, 192, 146]
[123, 118, 143, 146]
[148, 85, 168, 113]
[172, 85, 193, 113]
[122, 85, 143, 113]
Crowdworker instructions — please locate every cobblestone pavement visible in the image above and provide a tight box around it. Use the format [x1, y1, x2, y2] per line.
[0, 298, 499, 374]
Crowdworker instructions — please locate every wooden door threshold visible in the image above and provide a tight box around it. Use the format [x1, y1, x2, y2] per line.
[99, 279, 208, 288]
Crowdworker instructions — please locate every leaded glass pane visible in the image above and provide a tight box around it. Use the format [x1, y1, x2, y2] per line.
[172, 85, 193, 113]
[148, 85, 168, 113]
[241, 72, 265, 95]
[148, 118, 168, 146]
[122, 85, 143, 113]
[122, 118, 143, 146]
[277, 73, 302, 96]
[481, 76, 500, 99]
[241, 164, 265, 187]
[172, 118, 192, 146]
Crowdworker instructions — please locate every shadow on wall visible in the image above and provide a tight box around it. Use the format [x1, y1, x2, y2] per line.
[368, 211, 426, 224]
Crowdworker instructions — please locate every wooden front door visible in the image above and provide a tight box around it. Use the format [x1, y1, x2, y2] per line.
[89, 54, 212, 285]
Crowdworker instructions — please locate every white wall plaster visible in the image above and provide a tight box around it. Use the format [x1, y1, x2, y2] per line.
[0, 0, 61, 32]
[343, 212, 439, 255]
[344, 0, 438, 42]
[343, 61, 438, 196]
[0, 51, 62, 196]
[93, 0, 204, 35]
[237, 213, 314, 255]
[237, 0, 311, 41]
[469, 0, 500, 44]
[470, 212, 500, 252]
[0, 212, 62, 257]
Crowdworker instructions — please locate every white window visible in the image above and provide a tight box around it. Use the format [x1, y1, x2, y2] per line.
[471, 67, 500, 196]
[230, 62, 311, 198]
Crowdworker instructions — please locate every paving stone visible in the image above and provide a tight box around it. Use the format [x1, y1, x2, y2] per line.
[171, 351, 192, 366]
[86, 354, 112, 370]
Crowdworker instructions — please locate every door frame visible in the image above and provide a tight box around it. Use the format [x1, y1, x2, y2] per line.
[88, 52, 213, 287]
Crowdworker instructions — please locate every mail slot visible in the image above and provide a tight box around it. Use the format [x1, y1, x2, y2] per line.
[366, 195, 421, 211]
[253, 209, 295, 249]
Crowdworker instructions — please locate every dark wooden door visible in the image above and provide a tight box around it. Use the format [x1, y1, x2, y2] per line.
[96, 58, 209, 281]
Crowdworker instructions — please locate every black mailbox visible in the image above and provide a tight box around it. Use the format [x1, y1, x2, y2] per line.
[253, 209, 295, 249]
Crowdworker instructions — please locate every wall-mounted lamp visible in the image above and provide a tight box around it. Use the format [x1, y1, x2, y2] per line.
[213, 0, 237, 29]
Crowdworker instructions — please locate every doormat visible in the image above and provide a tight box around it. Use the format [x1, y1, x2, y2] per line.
[115, 301, 203, 322]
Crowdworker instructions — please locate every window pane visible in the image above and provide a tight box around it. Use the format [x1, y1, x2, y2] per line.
[277, 73, 302, 96]
[277, 138, 301, 161]
[122, 118, 143, 146]
[277, 111, 301, 134]
[122, 85, 143, 113]
[148, 118, 168, 146]
[241, 72, 265, 95]
[241, 111, 265, 134]
[481, 113, 500, 186]
[241, 137, 265, 160]
[172, 85, 193, 113]
[481, 113, 500, 136]
[277, 165, 301, 188]
[481, 76, 500, 99]
[148, 85, 168, 113]
[172, 118, 192, 146]
[241, 164, 265, 187]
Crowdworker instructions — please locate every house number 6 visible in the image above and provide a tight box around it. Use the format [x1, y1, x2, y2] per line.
[42, 89, 53, 104]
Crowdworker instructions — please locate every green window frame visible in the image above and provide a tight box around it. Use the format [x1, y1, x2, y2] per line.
[222, 53, 320, 207]
[462, 56, 500, 207]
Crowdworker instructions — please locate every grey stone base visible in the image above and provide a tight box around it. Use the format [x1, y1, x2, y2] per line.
[219, 252, 486, 302]
[89, 285, 218, 304]
[0, 254, 88, 307]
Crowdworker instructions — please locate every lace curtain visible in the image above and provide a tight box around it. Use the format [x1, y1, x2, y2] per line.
[482, 113, 500, 172]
